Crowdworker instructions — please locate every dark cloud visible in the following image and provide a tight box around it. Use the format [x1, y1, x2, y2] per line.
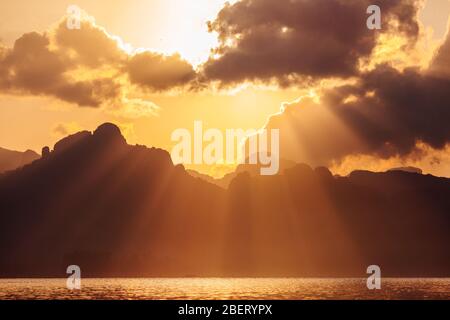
[266, 59, 450, 166]
[0, 32, 118, 107]
[1, 32, 67, 93]
[332, 65, 449, 154]
[202, 0, 421, 85]
[55, 78, 121, 107]
[127, 52, 196, 91]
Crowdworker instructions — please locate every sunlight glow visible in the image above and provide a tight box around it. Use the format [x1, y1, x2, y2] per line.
[141, 0, 230, 67]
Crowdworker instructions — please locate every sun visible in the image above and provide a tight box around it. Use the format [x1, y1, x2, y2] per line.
[144, 0, 229, 67]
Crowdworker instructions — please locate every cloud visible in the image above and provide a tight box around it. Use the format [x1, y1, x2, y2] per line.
[0, 30, 122, 107]
[109, 96, 160, 119]
[0, 1, 427, 106]
[329, 143, 450, 177]
[53, 122, 84, 137]
[0, 14, 196, 114]
[127, 52, 196, 91]
[54, 20, 126, 68]
[350, 65, 449, 152]
[202, 0, 422, 86]
[264, 27, 450, 168]
[1, 32, 66, 93]
[429, 25, 450, 77]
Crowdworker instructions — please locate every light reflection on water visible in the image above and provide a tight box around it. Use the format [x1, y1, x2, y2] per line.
[0, 278, 449, 300]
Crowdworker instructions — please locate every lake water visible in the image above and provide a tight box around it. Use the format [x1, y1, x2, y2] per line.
[0, 278, 449, 300]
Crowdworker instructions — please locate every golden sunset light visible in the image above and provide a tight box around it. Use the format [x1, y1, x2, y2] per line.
[0, 0, 449, 305]
[0, 0, 449, 178]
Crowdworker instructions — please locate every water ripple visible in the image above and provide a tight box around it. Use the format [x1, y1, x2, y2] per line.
[0, 278, 449, 300]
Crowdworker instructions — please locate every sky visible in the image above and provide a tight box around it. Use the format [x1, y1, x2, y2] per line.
[0, 0, 449, 178]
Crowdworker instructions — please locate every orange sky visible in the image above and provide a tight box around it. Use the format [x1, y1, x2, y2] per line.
[0, 0, 449, 178]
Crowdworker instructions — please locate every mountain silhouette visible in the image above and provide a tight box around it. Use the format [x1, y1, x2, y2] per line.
[0, 123, 448, 277]
[188, 157, 297, 189]
[0, 147, 39, 174]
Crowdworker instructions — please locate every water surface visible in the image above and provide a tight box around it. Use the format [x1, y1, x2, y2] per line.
[0, 278, 449, 300]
